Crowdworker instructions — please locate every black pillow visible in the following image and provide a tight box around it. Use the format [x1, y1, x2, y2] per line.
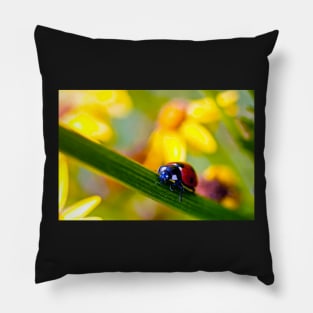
[35, 25, 278, 284]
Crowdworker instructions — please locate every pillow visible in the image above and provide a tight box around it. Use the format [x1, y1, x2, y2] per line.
[35, 25, 278, 285]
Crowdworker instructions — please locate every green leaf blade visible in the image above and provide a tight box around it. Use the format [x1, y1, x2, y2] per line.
[59, 125, 253, 220]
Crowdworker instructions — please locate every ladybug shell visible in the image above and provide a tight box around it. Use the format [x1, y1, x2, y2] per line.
[166, 162, 198, 189]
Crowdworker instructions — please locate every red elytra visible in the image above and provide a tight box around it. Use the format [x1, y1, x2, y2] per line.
[166, 162, 198, 190]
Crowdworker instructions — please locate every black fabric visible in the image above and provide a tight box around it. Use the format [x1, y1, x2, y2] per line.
[34, 25, 278, 285]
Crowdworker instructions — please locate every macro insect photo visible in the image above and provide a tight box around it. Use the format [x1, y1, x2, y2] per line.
[59, 90, 254, 220]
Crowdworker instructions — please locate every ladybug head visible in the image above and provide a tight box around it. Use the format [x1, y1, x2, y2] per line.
[158, 166, 171, 183]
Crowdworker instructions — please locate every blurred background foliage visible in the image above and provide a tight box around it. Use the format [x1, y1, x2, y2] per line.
[59, 90, 254, 220]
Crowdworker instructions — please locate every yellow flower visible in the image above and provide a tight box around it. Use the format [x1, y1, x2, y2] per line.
[197, 165, 240, 210]
[216, 90, 239, 117]
[61, 111, 113, 142]
[59, 196, 102, 220]
[187, 97, 220, 123]
[144, 99, 218, 170]
[82, 90, 132, 118]
[59, 90, 132, 142]
[162, 130, 187, 163]
[143, 129, 165, 170]
[59, 153, 69, 210]
[203, 165, 238, 186]
[58, 153, 103, 220]
[180, 120, 217, 154]
[157, 101, 187, 130]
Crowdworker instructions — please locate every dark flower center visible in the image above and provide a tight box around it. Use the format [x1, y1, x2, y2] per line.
[201, 179, 229, 201]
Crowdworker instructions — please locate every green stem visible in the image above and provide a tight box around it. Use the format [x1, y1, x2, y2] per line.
[59, 126, 253, 220]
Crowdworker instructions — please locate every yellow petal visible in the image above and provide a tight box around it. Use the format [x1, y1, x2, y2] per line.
[82, 90, 132, 118]
[144, 129, 165, 170]
[216, 90, 239, 108]
[59, 90, 132, 118]
[157, 100, 186, 130]
[187, 97, 220, 123]
[180, 120, 217, 154]
[203, 165, 238, 186]
[61, 112, 113, 142]
[162, 130, 186, 163]
[93, 90, 116, 103]
[58, 153, 68, 211]
[221, 196, 239, 210]
[83, 90, 116, 105]
[59, 195, 102, 220]
[105, 90, 133, 118]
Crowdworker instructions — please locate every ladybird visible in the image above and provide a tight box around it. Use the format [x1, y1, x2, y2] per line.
[157, 162, 198, 202]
